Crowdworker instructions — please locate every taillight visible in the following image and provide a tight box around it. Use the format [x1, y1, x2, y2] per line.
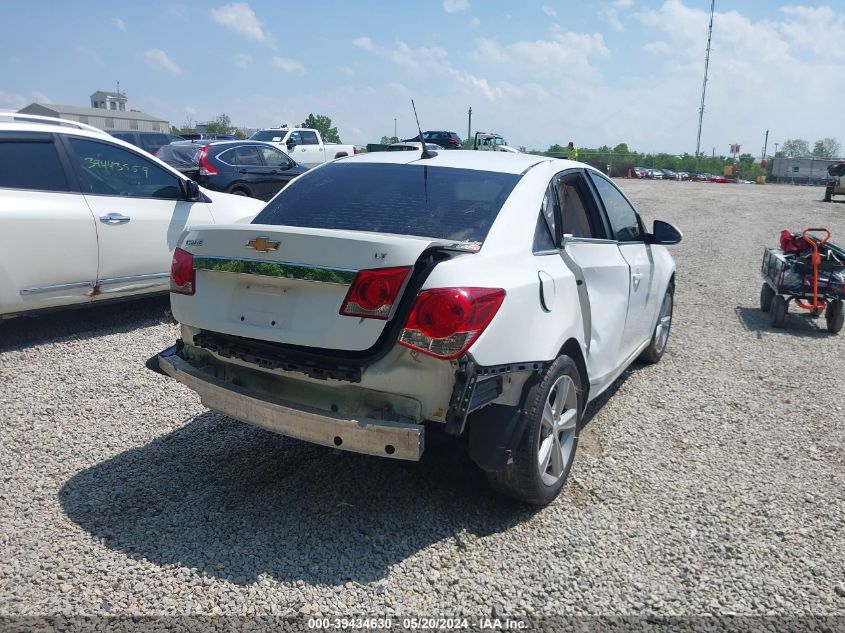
[198, 145, 217, 176]
[449, 138, 459, 145]
[400, 287, 505, 359]
[170, 247, 195, 295]
[339, 266, 412, 319]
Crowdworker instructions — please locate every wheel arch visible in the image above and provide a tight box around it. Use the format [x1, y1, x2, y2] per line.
[558, 337, 589, 405]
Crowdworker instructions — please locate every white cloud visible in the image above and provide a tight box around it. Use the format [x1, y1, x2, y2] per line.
[642, 41, 672, 55]
[469, 17, 480, 28]
[233, 53, 252, 69]
[0, 91, 26, 109]
[443, 0, 469, 13]
[339, 66, 354, 77]
[210, 3, 269, 42]
[542, 5, 557, 18]
[31, 91, 52, 104]
[184, 106, 197, 115]
[272, 56, 305, 75]
[142, 49, 181, 75]
[112, 17, 126, 31]
[352, 36, 373, 51]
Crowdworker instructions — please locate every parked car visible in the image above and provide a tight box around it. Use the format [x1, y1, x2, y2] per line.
[180, 133, 236, 141]
[824, 161, 845, 202]
[386, 142, 441, 152]
[647, 168, 664, 179]
[157, 141, 308, 201]
[402, 130, 462, 149]
[661, 169, 679, 180]
[677, 171, 691, 181]
[632, 167, 648, 179]
[149, 151, 681, 505]
[249, 126, 356, 168]
[0, 112, 264, 318]
[709, 175, 730, 183]
[170, 134, 186, 143]
[693, 173, 713, 182]
[472, 132, 520, 153]
[110, 131, 173, 156]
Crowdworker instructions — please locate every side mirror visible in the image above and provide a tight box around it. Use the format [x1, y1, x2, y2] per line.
[286, 139, 296, 149]
[185, 179, 201, 201]
[650, 220, 682, 245]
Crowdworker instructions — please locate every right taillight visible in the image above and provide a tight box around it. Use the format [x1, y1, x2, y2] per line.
[198, 145, 217, 176]
[400, 287, 505, 360]
[170, 247, 195, 295]
[339, 266, 412, 319]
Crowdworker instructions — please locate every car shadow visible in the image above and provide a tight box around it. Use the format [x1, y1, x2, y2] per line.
[734, 305, 832, 338]
[0, 296, 172, 353]
[59, 411, 537, 586]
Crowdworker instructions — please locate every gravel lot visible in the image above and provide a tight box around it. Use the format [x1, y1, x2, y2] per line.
[1, 180, 843, 619]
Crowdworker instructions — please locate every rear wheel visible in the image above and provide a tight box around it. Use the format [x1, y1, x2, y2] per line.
[824, 188, 832, 202]
[826, 300, 843, 334]
[770, 295, 788, 328]
[230, 187, 250, 197]
[760, 283, 775, 312]
[486, 355, 582, 505]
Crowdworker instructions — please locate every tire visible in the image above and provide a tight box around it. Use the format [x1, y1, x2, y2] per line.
[640, 285, 674, 364]
[760, 283, 775, 312]
[770, 295, 788, 328]
[486, 355, 583, 505]
[826, 300, 844, 334]
[230, 188, 249, 197]
[824, 189, 832, 202]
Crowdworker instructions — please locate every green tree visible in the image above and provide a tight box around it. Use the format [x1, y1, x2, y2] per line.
[812, 137, 841, 159]
[300, 113, 341, 143]
[612, 143, 629, 154]
[233, 129, 247, 140]
[781, 138, 810, 158]
[170, 125, 181, 136]
[379, 135, 399, 144]
[204, 113, 234, 135]
[547, 143, 566, 155]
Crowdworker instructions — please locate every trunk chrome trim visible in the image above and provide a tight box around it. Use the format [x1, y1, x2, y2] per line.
[192, 255, 357, 285]
[157, 350, 424, 461]
[20, 280, 93, 295]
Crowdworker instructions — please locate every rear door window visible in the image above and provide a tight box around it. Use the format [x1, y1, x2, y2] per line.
[555, 173, 606, 239]
[258, 146, 291, 167]
[233, 146, 262, 165]
[252, 162, 520, 244]
[0, 133, 70, 192]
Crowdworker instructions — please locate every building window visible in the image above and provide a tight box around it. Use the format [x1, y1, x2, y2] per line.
[110, 102, 117, 110]
[105, 118, 114, 128]
[793, 166, 800, 173]
[130, 119, 139, 130]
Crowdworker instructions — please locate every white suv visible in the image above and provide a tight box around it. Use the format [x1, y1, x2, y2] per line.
[150, 151, 681, 505]
[0, 113, 263, 318]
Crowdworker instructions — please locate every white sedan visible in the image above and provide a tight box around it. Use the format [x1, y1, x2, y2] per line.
[0, 113, 264, 318]
[151, 150, 680, 505]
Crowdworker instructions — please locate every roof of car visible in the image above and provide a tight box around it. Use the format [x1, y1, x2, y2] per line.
[340, 150, 576, 175]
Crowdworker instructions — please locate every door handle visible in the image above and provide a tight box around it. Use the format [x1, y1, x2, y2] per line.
[99, 213, 130, 225]
[632, 271, 643, 289]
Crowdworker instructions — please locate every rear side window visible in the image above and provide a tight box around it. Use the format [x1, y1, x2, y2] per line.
[0, 136, 69, 192]
[157, 144, 202, 170]
[139, 134, 170, 154]
[253, 162, 520, 244]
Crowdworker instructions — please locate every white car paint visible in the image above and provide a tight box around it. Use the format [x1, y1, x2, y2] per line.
[156, 150, 679, 503]
[0, 114, 264, 317]
[249, 127, 355, 168]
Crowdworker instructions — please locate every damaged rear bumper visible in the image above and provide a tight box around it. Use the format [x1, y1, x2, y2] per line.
[150, 345, 424, 461]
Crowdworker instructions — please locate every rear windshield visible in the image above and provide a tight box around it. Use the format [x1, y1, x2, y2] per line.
[252, 162, 520, 243]
[250, 130, 285, 142]
[157, 143, 202, 169]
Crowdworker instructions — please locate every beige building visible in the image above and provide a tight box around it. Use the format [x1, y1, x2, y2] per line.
[18, 91, 168, 133]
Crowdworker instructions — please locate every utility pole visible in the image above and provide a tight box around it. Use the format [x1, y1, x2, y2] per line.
[467, 107, 472, 144]
[695, 0, 715, 173]
[774, 142, 779, 155]
[394, 118, 397, 139]
[762, 129, 769, 159]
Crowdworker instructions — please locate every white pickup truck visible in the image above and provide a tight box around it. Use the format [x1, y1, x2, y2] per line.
[249, 127, 356, 168]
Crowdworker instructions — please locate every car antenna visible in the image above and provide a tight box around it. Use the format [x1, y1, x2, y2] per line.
[411, 99, 432, 160]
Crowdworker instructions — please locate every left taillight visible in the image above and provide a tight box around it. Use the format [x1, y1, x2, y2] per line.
[339, 266, 412, 319]
[170, 247, 195, 295]
[399, 287, 505, 360]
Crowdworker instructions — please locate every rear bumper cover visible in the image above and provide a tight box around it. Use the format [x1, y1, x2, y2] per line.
[152, 345, 424, 461]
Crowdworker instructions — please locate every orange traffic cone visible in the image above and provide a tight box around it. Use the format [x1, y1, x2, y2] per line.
[627, 168, 632, 179]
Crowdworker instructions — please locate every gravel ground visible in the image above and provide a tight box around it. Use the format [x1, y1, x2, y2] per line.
[1, 181, 843, 619]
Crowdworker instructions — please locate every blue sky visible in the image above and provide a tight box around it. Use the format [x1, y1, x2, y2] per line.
[2, 0, 843, 154]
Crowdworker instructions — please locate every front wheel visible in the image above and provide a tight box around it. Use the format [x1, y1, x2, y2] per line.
[486, 355, 583, 505]
[640, 285, 674, 364]
[824, 189, 832, 202]
[760, 283, 775, 312]
[770, 295, 788, 328]
[826, 300, 843, 334]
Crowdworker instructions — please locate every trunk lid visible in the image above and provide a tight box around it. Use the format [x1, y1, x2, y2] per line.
[172, 224, 450, 351]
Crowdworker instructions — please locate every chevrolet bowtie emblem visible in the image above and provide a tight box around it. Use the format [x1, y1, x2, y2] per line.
[246, 237, 280, 253]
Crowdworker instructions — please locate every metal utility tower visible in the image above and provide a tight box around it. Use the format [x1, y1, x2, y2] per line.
[695, 0, 715, 166]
